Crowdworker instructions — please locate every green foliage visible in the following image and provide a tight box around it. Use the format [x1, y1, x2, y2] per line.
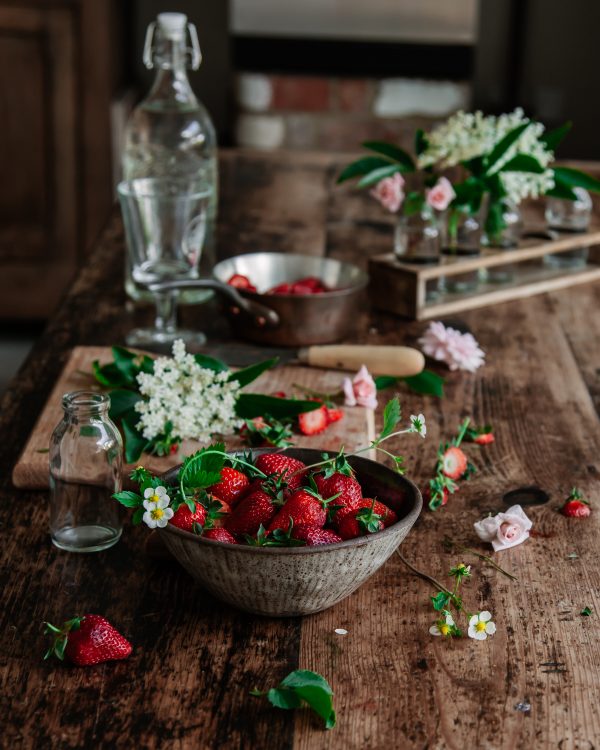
[228, 358, 278, 388]
[178, 443, 227, 497]
[581, 606, 593, 617]
[501, 154, 545, 173]
[336, 156, 393, 184]
[252, 670, 336, 730]
[376, 397, 401, 443]
[122, 417, 150, 464]
[321, 448, 352, 479]
[235, 394, 320, 420]
[431, 591, 451, 611]
[553, 166, 600, 194]
[238, 415, 294, 448]
[108, 389, 143, 420]
[415, 128, 428, 157]
[356, 164, 404, 189]
[402, 370, 445, 398]
[193, 353, 229, 373]
[112, 490, 144, 509]
[541, 121, 572, 152]
[361, 140, 415, 171]
[484, 122, 531, 174]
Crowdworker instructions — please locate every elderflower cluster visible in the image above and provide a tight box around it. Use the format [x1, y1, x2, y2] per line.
[134, 340, 241, 442]
[418, 108, 555, 204]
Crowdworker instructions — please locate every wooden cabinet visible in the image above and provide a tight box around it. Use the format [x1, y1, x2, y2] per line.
[0, 1, 121, 319]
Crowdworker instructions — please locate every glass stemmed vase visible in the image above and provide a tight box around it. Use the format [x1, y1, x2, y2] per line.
[118, 177, 211, 349]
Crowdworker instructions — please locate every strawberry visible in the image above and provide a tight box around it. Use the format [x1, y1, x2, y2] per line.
[267, 282, 293, 295]
[255, 453, 307, 490]
[326, 407, 344, 424]
[293, 525, 343, 546]
[206, 498, 231, 527]
[424, 486, 451, 507]
[561, 500, 590, 518]
[226, 489, 276, 536]
[228, 273, 256, 291]
[44, 615, 132, 666]
[268, 488, 328, 532]
[202, 528, 238, 544]
[290, 282, 315, 295]
[442, 447, 468, 480]
[295, 276, 323, 290]
[315, 472, 362, 520]
[336, 499, 396, 539]
[170, 501, 206, 532]
[298, 404, 329, 436]
[474, 432, 495, 445]
[208, 467, 250, 506]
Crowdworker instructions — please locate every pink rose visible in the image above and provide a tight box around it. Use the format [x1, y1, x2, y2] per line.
[342, 365, 378, 410]
[370, 172, 405, 213]
[426, 177, 456, 212]
[474, 504, 532, 552]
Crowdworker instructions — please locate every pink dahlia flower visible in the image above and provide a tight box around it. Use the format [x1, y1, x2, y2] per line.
[418, 321, 485, 373]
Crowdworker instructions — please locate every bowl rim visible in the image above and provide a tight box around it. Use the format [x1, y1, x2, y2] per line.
[212, 252, 369, 298]
[159, 448, 422, 555]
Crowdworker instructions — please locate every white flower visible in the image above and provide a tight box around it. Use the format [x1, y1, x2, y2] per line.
[143, 486, 170, 505]
[430, 612, 456, 637]
[142, 496, 174, 529]
[134, 339, 242, 443]
[468, 611, 496, 641]
[409, 414, 427, 438]
[474, 504, 532, 551]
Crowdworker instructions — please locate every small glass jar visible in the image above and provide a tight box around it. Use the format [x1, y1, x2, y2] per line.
[544, 187, 592, 269]
[440, 208, 481, 294]
[394, 210, 441, 299]
[49, 391, 123, 552]
[483, 199, 523, 283]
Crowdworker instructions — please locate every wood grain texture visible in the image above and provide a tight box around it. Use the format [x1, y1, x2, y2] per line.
[1, 150, 600, 749]
[12, 346, 370, 490]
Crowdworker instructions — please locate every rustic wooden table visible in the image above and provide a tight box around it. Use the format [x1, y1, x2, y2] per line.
[1, 150, 599, 749]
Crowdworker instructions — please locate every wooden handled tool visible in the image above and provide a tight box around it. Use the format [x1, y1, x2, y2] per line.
[296, 345, 425, 377]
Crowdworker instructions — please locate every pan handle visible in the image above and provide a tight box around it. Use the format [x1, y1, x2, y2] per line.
[146, 279, 280, 329]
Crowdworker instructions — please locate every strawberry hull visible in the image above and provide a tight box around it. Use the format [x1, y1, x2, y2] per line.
[158, 448, 422, 616]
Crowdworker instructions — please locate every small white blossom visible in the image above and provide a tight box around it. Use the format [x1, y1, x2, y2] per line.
[409, 414, 427, 438]
[143, 486, 170, 505]
[142, 496, 174, 529]
[429, 613, 456, 637]
[135, 340, 242, 443]
[468, 611, 496, 641]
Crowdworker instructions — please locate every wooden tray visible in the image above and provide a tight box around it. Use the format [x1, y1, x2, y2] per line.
[12, 346, 372, 490]
[369, 226, 600, 319]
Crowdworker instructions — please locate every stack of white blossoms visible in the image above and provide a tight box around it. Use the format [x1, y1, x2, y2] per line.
[135, 340, 241, 442]
[418, 108, 555, 204]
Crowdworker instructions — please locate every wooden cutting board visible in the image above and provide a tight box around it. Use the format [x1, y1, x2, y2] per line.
[12, 346, 373, 490]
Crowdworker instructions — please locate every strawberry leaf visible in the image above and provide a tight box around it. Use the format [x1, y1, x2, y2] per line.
[376, 397, 401, 443]
[254, 670, 336, 729]
[179, 443, 226, 495]
[431, 591, 451, 611]
[112, 491, 143, 509]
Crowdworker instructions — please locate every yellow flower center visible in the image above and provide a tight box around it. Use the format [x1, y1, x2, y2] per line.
[476, 621, 487, 632]
[150, 494, 160, 503]
[150, 507, 165, 520]
[440, 624, 450, 636]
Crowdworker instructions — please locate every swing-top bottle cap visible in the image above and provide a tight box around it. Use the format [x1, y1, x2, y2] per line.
[157, 12, 188, 40]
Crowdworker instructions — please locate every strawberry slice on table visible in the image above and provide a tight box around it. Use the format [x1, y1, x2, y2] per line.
[442, 447, 468, 480]
[473, 432, 495, 445]
[325, 407, 344, 424]
[44, 615, 132, 666]
[254, 453, 307, 491]
[293, 524, 343, 546]
[298, 404, 329, 436]
[208, 467, 250, 506]
[227, 273, 256, 291]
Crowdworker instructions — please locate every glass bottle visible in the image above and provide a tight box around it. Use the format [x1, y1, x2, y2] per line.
[394, 209, 441, 300]
[544, 187, 592, 269]
[482, 199, 522, 284]
[49, 392, 123, 553]
[123, 12, 218, 304]
[440, 207, 481, 293]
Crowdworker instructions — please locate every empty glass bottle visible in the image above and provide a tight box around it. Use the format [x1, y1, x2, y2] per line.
[49, 392, 123, 553]
[123, 12, 218, 303]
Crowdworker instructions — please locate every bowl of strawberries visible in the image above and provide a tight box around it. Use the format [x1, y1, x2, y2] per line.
[213, 252, 368, 346]
[159, 447, 422, 617]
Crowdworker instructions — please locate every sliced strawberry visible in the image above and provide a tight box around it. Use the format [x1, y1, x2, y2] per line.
[561, 500, 591, 518]
[202, 528, 238, 544]
[290, 282, 315, 295]
[267, 283, 293, 295]
[295, 276, 323, 290]
[170, 501, 206, 532]
[227, 273, 256, 291]
[474, 432, 495, 445]
[442, 447, 468, 480]
[326, 407, 344, 424]
[293, 525, 342, 546]
[298, 404, 329, 436]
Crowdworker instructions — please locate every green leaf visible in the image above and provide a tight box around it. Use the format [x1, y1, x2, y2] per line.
[112, 490, 143, 508]
[178, 443, 227, 495]
[228, 358, 278, 388]
[108, 389, 142, 420]
[356, 164, 404, 189]
[484, 199, 507, 238]
[581, 606, 593, 617]
[545, 183, 578, 201]
[485, 122, 531, 174]
[235, 394, 320, 420]
[279, 670, 336, 729]
[378, 397, 401, 441]
[193, 353, 229, 373]
[431, 591, 451, 611]
[336, 156, 393, 184]
[402, 370, 445, 398]
[553, 166, 600, 194]
[122, 417, 149, 464]
[415, 128, 428, 157]
[132, 507, 145, 525]
[112, 346, 140, 382]
[92, 360, 129, 389]
[500, 154, 545, 174]
[267, 687, 302, 709]
[403, 191, 425, 217]
[374, 375, 399, 391]
[361, 141, 415, 171]
[541, 121, 571, 152]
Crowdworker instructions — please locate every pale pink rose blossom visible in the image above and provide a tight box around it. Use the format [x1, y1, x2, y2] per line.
[426, 177, 456, 212]
[474, 505, 532, 552]
[370, 172, 405, 213]
[418, 321, 485, 373]
[342, 365, 378, 409]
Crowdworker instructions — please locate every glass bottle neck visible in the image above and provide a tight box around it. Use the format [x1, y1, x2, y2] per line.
[62, 391, 110, 421]
[146, 38, 197, 108]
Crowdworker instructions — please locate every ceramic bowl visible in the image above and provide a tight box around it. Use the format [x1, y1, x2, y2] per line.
[159, 448, 422, 617]
[212, 252, 368, 347]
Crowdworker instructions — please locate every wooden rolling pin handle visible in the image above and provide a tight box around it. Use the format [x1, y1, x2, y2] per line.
[297, 345, 425, 377]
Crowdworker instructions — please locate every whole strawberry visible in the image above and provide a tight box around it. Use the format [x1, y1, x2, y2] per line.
[315, 472, 362, 520]
[202, 528, 238, 544]
[560, 487, 591, 518]
[208, 467, 250, 506]
[293, 524, 343, 546]
[268, 488, 328, 532]
[44, 615, 132, 666]
[226, 489, 277, 536]
[169, 501, 206, 532]
[255, 453, 306, 491]
[337, 499, 396, 540]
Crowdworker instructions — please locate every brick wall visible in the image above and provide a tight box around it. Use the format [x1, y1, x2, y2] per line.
[234, 72, 471, 151]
